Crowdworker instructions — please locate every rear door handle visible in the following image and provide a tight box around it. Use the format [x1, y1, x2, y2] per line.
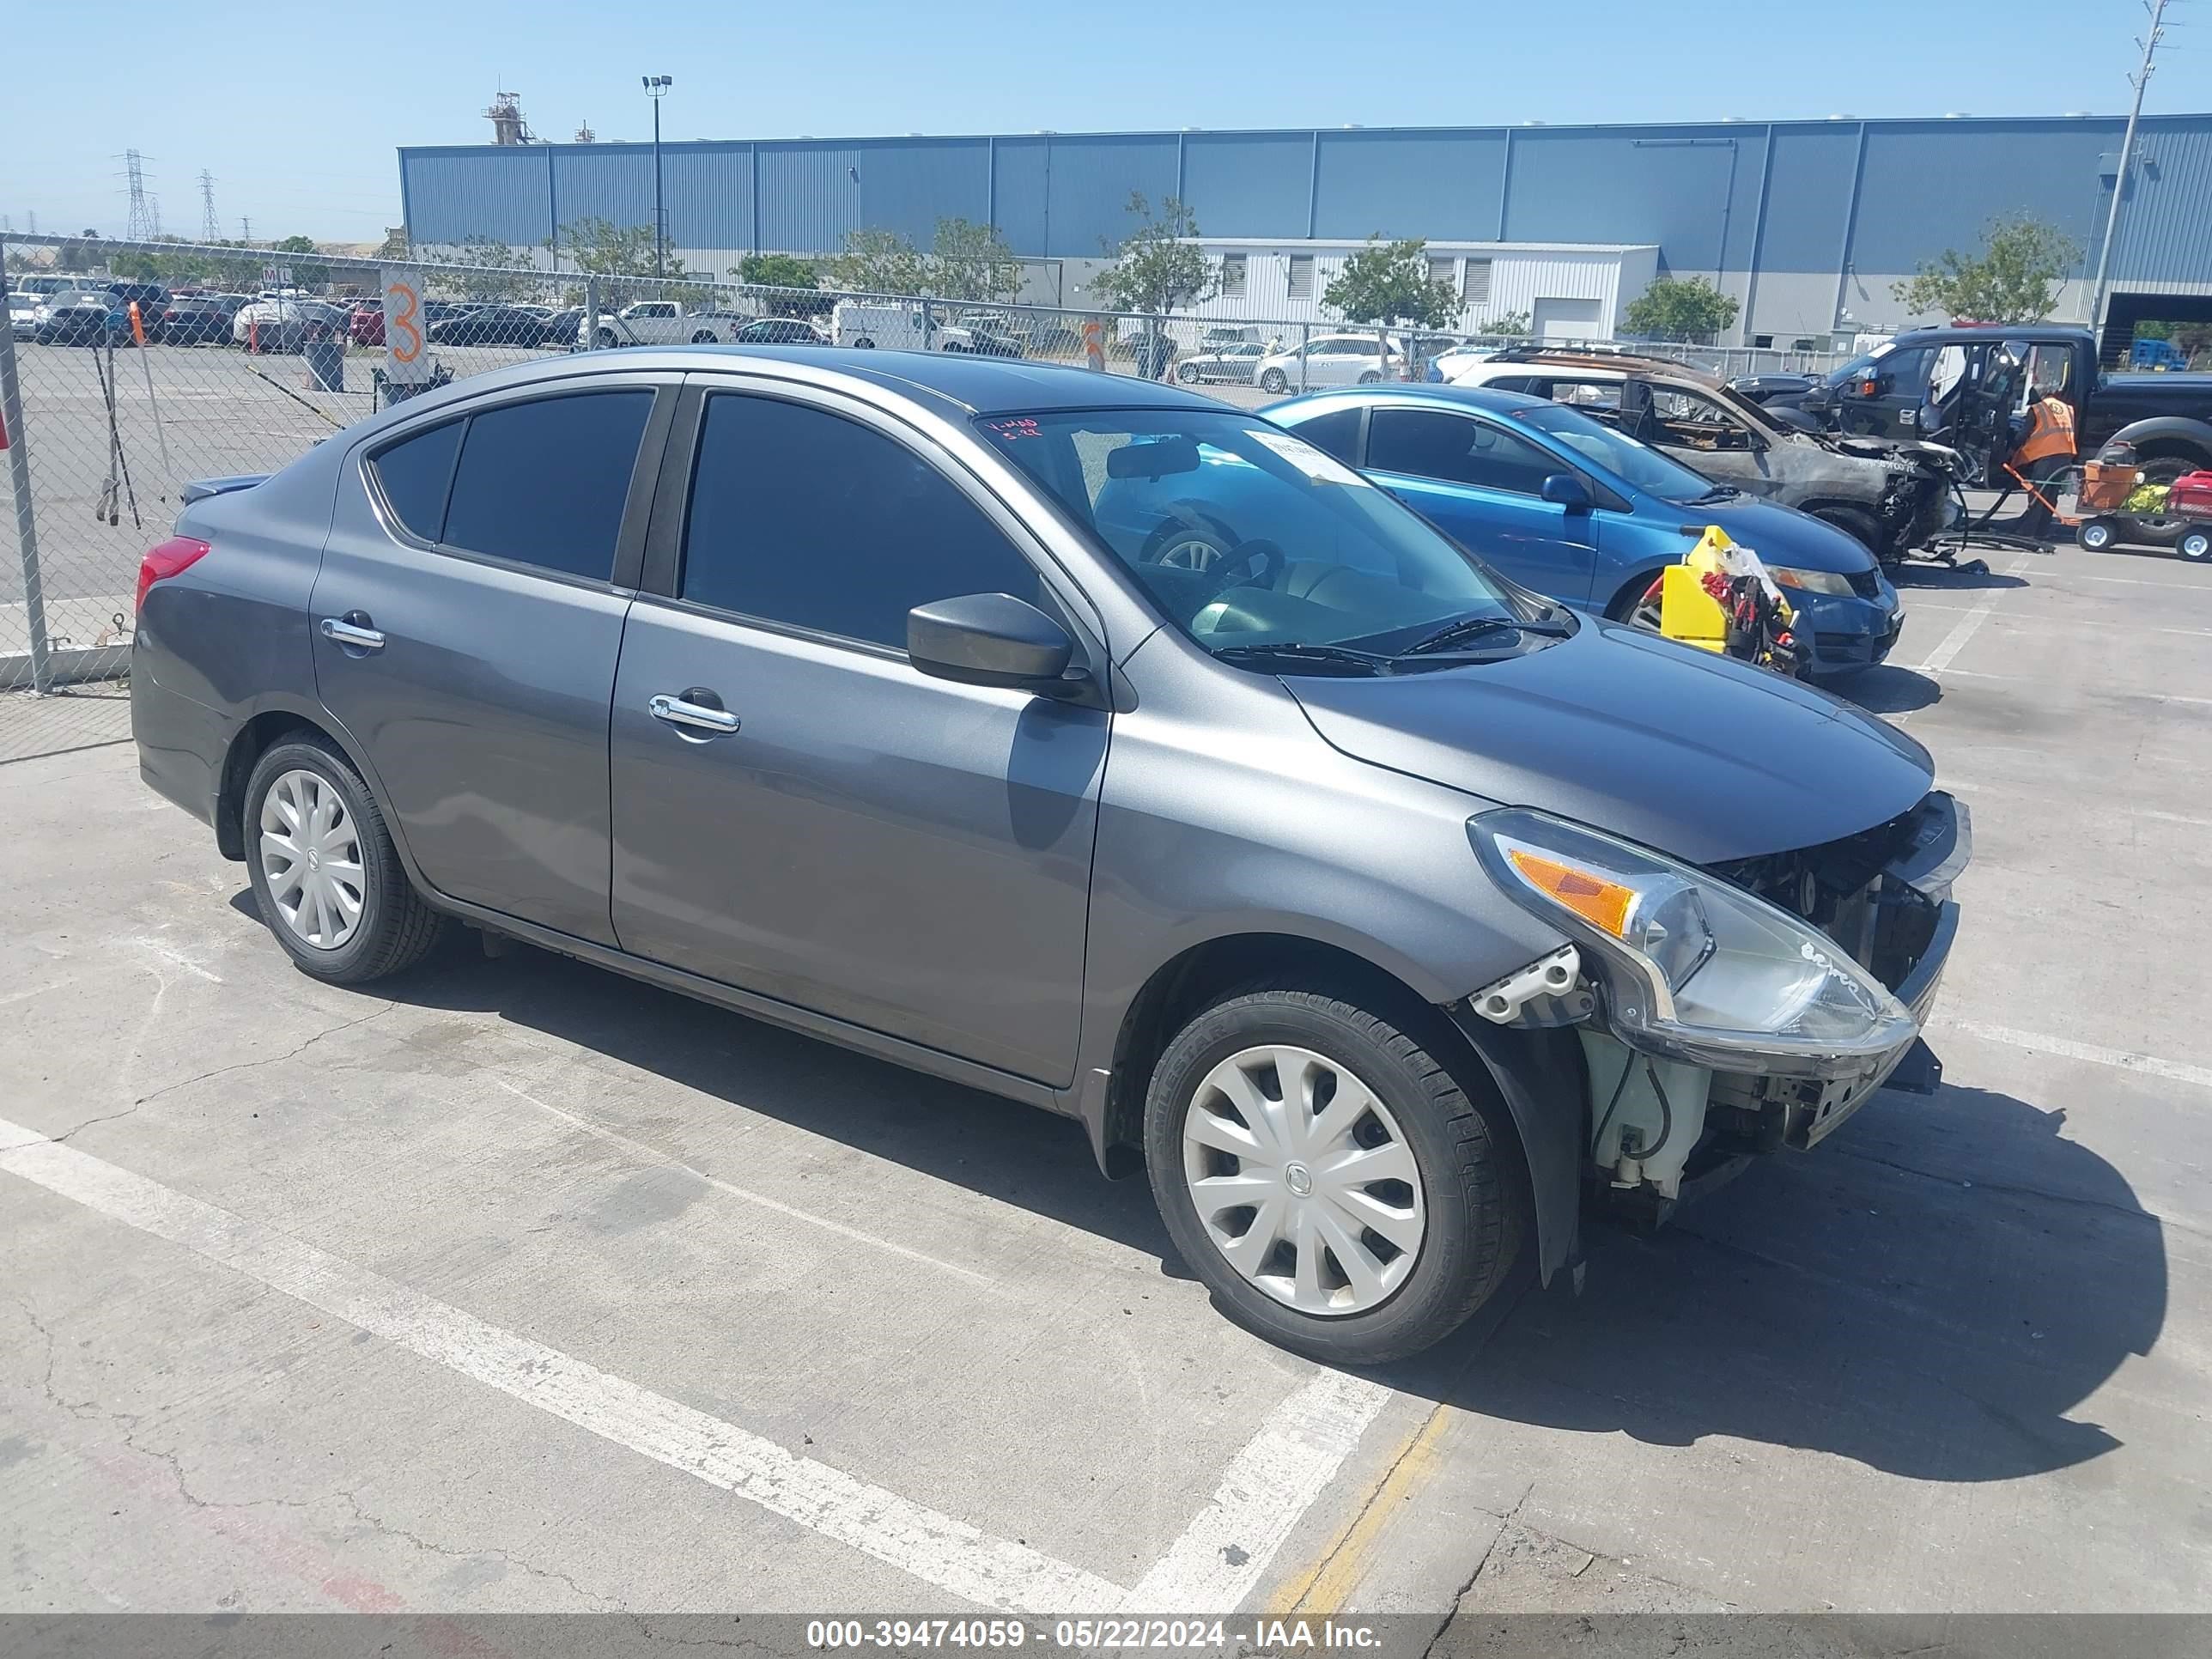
[320, 616, 385, 650]
[648, 692, 741, 736]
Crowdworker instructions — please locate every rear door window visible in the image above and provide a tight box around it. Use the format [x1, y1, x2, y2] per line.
[368, 419, 465, 542]
[440, 391, 653, 581]
[1292, 406, 1364, 465]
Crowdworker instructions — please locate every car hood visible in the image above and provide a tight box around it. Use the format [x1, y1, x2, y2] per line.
[1285, 620, 1933, 864]
[1687, 495, 1875, 574]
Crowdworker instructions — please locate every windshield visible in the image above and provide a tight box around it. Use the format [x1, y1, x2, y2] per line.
[1510, 400, 1723, 503]
[1822, 343, 1894, 389]
[978, 409, 1526, 657]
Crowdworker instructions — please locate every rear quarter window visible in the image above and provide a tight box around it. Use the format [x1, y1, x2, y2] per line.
[368, 419, 464, 542]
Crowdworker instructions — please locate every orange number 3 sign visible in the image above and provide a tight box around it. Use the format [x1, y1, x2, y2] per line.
[385, 280, 423, 367]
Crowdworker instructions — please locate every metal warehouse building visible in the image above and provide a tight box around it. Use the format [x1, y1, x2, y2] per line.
[397, 113, 2212, 346]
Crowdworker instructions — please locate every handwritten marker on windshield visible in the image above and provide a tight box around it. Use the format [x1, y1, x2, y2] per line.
[128, 301, 176, 496]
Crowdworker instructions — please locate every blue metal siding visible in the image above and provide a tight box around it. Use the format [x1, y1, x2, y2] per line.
[1756, 125, 1864, 272]
[401, 113, 2212, 295]
[1181, 132, 1315, 237]
[1501, 125, 1767, 274]
[1848, 118, 2118, 275]
[1313, 131, 1504, 241]
[1040, 136, 1177, 256]
[405, 149, 553, 245]
[659, 144, 755, 250]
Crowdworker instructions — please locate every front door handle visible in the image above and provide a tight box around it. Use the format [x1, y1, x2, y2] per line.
[648, 691, 741, 736]
[320, 616, 385, 650]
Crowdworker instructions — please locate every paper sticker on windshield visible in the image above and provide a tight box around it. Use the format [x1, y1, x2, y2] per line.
[1249, 429, 1370, 487]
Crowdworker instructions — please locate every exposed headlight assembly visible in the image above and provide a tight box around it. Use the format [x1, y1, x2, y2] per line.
[1469, 808, 1917, 1076]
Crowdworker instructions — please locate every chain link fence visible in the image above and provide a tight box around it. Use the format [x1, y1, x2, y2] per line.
[2, 230, 1849, 754]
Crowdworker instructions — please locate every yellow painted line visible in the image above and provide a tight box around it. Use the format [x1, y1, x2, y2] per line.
[1267, 1401, 1454, 1616]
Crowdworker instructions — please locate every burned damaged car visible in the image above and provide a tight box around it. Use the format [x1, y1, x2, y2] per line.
[1444, 349, 1960, 562]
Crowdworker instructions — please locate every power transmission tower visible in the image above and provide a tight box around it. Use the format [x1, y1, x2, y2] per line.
[240, 216, 252, 246]
[199, 171, 220, 242]
[120, 149, 158, 240]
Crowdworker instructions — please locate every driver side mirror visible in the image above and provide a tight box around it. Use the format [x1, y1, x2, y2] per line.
[908, 592, 1080, 695]
[1540, 472, 1592, 513]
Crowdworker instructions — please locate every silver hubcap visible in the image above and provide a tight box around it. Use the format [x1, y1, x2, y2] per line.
[258, 769, 365, 951]
[1181, 1044, 1425, 1316]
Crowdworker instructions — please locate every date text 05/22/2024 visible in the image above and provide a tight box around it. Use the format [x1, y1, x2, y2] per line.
[805, 1619, 1386, 1651]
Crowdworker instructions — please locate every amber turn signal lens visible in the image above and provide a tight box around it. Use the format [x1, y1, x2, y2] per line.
[1504, 848, 1635, 939]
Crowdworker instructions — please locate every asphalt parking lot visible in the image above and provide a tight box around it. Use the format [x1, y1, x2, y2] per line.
[4, 449, 2209, 1630]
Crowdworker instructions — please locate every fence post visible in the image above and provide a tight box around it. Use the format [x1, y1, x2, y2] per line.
[584, 276, 600, 353]
[1297, 323, 1310, 393]
[921, 297, 935, 350]
[0, 276, 54, 696]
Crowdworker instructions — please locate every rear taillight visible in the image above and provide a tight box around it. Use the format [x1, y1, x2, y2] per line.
[136, 536, 210, 613]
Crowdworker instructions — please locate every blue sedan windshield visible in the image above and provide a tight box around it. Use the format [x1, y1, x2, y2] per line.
[978, 410, 1520, 653]
[1509, 401, 1723, 504]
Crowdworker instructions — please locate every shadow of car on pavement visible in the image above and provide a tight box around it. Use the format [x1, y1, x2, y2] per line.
[308, 911, 2162, 1488]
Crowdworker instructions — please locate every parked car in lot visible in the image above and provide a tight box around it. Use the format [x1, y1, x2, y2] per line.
[1445, 349, 1960, 562]
[8, 291, 38, 341]
[731, 317, 830, 346]
[31, 292, 127, 346]
[1255, 333, 1404, 394]
[233, 298, 348, 352]
[157, 294, 248, 345]
[539, 307, 587, 350]
[1265, 385, 1903, 678]
[134, 346, 1964, 1363]
[426, 304, 561, 347]
[349, 301, 386, 347]
[584, 301, 746, 348]
[103, 281, 171, 329]
[12, 274, 80, 301]
[1176, 342, 1267, 386]
[830, 299, 936, 351]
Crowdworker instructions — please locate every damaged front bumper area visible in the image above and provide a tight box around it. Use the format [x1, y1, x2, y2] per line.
[1701, 789, 1967, 1148]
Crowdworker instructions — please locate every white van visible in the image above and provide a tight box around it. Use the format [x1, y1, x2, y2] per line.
[831, 300, 937, 351]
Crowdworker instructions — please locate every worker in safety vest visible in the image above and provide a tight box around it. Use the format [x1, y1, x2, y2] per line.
[2009, 387, 2077, 538]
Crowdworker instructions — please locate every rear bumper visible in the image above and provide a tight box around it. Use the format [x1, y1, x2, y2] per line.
[131, 648, 234, 835]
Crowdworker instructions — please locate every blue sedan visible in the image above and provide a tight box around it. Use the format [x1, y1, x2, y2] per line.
[1261, 385, 1903, 678]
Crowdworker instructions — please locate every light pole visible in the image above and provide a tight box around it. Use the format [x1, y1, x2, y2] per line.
[642, 75, 672, 278]
[2087, 0, 2168, 347]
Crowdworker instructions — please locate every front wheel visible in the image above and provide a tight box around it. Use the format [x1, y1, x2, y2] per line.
[1144, 987, 1522, 1364]
[1357, 370, 1382, 385]
[2078, 518, 2118, 552]
[852, 337, 876, 349]
[691, 330, 717, 344]
[1259, 368, 1289, 394]
[1176, 362, 1200, 384]
[595, 328, 617, 349]
[2179, 528, 2212, 562]
[243, 738, 447, 984]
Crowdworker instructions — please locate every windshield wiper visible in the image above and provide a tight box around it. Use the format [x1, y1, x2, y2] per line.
[1399, 612, 1573, 657]
[1686, 484, 1740, 504]
[1210, 641, 1395, 674]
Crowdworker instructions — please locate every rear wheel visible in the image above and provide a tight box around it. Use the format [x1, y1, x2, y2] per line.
[2078, 518, 2118, 552]
[1808, 505, 1885, 559]
[1259, 368, 1289, 395]
[691, 330, 717, 344]
[595, 327, 617, 349]
[244, 738, 446, 984]
[853, 337, 876, 349]
[1144, 986, 1523, 1363]
[2180, 529, 2212, 562]
[1176, 362, 1200, 384]
[1357, 370, 1382, 385]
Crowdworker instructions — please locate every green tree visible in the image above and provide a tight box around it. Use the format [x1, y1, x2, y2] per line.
[822, 228, 929, 296]
[555, 217, 686, 283]
[734, 252, 830, 314]
[1324, 237, 1462, 333]
[1891, 216, 2079, 325]
[1089, 194, 1215, 314]
[1624, 276, 1741, 343]
[443, 235, 535, 301]
[1482, 309, 1532, 338]
[927, 217, 1020, 302]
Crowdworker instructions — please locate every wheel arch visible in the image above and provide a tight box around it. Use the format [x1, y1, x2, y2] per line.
[2108, 416, 2212, 476]
[214, 698, 415, 884]
[1085, 930, 1581, 1285]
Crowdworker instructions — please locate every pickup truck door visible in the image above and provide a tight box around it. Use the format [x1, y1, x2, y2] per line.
[606, 380, 1109, 1085]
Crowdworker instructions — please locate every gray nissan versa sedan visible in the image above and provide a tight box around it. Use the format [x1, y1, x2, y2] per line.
[131, 347, 1967, 1362]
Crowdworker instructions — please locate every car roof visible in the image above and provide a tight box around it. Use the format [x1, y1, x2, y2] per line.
[1271, 383, 1557, 420]
[349, 344, 1232, 428]
[1886, 324, 2093, 347]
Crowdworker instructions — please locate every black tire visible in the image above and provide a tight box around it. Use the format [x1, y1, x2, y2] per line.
[1605, 569, 1665, 629]
[1176, 362, 1200, 384]
[1808, 504, 1884, 559]
[691, 331, 717, 343]
[596, 327, 617, 349]
[853, 337, 876, 349]
[243, 737, 446, 984]
[1144, 986, 1523, 1364]
[1259, 368, 1289, 395]
[1357, 370, 1382, 385]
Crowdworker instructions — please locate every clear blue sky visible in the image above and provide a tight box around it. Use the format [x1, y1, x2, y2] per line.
[9, 0, 2209, 245]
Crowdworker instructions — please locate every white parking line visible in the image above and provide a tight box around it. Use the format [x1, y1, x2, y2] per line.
[1122, 1370, 1393, 1613]
[2081, 574, 2212, 592]
[1948, 1023, 2212, 1092]
[1935, 667, 2212, 705]
[1910, 554, 2034, 675]
[0, 1117, 1124, 1615]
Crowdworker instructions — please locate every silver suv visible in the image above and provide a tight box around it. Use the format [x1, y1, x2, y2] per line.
[131, 346, 1966, 1362]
